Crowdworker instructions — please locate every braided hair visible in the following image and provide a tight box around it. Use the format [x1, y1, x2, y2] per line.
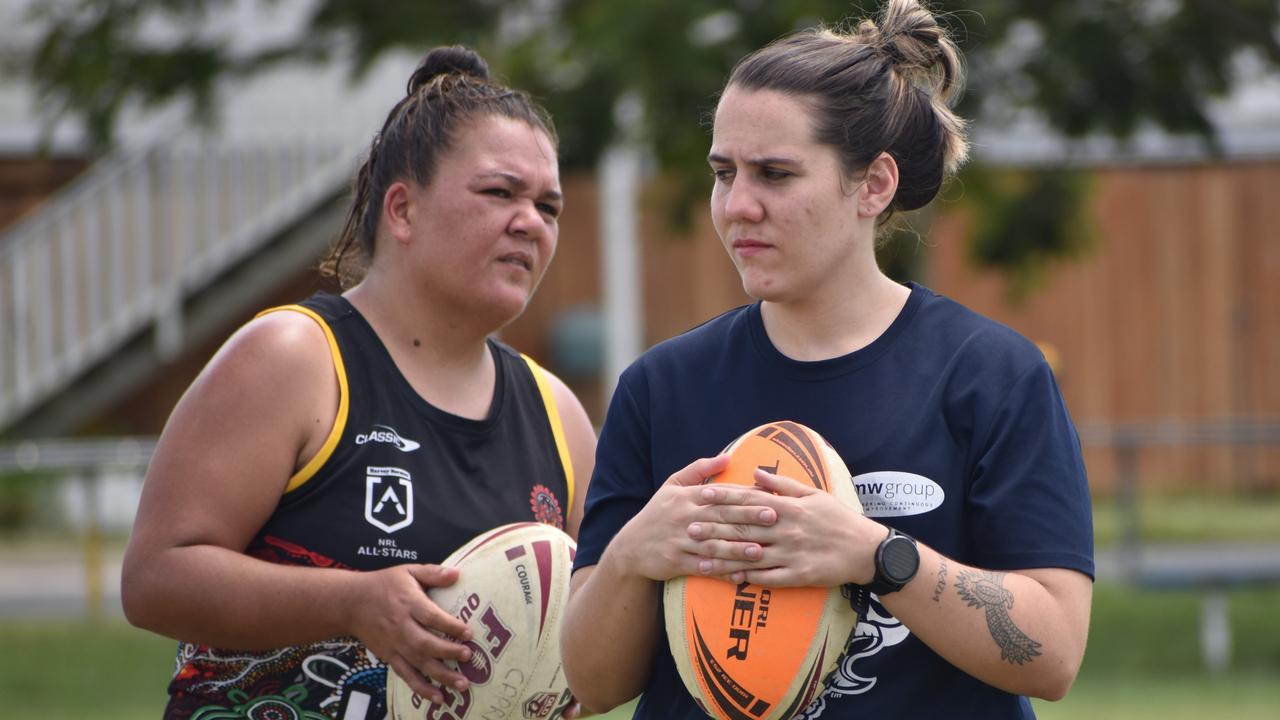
[321, 46, 556, 287]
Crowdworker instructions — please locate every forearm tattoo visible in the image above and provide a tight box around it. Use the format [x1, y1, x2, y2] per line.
[955, 569, 1043, 665]
[932, 558, 948, 602]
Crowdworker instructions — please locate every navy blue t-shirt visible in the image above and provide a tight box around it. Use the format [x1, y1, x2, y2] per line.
[574, 283, 1094, 719]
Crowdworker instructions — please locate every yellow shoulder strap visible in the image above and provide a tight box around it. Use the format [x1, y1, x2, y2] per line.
[521, 354, 575, 514]
[256, 304, 350, 494]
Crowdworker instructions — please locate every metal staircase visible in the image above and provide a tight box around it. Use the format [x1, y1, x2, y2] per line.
[0, 52, 419, 436]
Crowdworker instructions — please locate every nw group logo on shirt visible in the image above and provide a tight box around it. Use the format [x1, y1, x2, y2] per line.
[851, 471, 944, 517]
[355, 424, 421, 452]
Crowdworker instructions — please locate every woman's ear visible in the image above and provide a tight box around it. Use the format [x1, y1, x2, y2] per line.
[382, 181, 415, 246]
[858, 152, 899, 218]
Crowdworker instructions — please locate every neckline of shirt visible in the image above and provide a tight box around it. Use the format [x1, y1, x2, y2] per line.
[334, 294, 507, 433]
[745, 281, 927, 381]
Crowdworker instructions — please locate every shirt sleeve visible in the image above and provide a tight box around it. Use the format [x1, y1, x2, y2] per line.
[573, 364, 657, 571]
[967, 360, 1095, 579]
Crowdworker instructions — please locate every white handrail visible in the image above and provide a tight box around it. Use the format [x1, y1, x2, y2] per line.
[0, 134, 364, 431]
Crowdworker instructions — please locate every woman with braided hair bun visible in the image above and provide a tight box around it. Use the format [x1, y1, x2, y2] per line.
[123, 45, 594, 719]
[563, 1, 1092, 718]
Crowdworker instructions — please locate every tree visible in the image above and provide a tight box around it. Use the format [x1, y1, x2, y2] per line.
[23, 0, 1280, 289]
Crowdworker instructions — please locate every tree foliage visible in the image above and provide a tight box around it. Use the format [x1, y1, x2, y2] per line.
[22, 0, 1280, 292]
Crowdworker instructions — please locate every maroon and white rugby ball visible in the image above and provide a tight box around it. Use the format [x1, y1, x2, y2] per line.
[387, 522, 577, 720]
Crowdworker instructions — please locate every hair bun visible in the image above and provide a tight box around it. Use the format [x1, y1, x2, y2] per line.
[407, 45, 491, 95]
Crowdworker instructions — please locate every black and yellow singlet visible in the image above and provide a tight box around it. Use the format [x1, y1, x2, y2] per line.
[164, 292, 574, 720]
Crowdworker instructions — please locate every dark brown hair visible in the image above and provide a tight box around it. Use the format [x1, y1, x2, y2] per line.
[321, 45, 557, 287]
[724, 0, 968, 216]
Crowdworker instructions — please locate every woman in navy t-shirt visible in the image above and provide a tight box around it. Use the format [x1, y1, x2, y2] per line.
[562, 2, 1093, 718]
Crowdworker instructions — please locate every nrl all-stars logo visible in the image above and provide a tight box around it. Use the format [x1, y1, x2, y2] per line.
[365, 466, 413, 533]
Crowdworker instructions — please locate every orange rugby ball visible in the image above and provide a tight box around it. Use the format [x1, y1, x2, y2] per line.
[664, 421, 863, 720]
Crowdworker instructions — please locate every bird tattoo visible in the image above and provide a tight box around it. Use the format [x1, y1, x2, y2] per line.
[955, 570, 1043, 665]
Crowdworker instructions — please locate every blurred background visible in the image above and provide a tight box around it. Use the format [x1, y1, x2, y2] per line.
[0, 1, 1277, 718]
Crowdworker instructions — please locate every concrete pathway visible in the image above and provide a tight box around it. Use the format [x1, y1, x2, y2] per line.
[0, 545, 124, 618]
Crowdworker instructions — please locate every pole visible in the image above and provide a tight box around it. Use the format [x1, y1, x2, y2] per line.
[81, 470, 104, 620]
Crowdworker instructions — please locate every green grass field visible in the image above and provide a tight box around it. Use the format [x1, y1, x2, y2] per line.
[1091, 490, 1280, 547]
[3, 490, 1277, 718]
[1034, 583, 1280, 720]
[4, 583, 1278, 719]
[0, 619, 174, 719]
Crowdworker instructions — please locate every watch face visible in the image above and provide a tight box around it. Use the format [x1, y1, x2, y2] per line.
[881, 536, 920, 583]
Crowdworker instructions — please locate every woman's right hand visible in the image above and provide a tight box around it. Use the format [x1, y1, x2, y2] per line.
[349, 563, 474, 705]
[610, 455, 778, 581]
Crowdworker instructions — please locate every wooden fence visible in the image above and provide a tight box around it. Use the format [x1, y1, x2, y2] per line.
[505, 162, 1280, 492]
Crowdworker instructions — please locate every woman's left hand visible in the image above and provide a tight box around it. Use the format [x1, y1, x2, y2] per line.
[688, 468, 889, 588]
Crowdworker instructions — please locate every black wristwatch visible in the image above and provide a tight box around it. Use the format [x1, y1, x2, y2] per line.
[845, 527, 920, 619]
[867, 527, 919, 595]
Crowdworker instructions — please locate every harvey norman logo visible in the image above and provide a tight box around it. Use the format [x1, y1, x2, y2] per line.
[355, 424, 421, 452]
[852, 471, 944, 517]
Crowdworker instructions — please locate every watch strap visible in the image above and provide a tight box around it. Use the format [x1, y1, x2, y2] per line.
[845, 583, 872, 620]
